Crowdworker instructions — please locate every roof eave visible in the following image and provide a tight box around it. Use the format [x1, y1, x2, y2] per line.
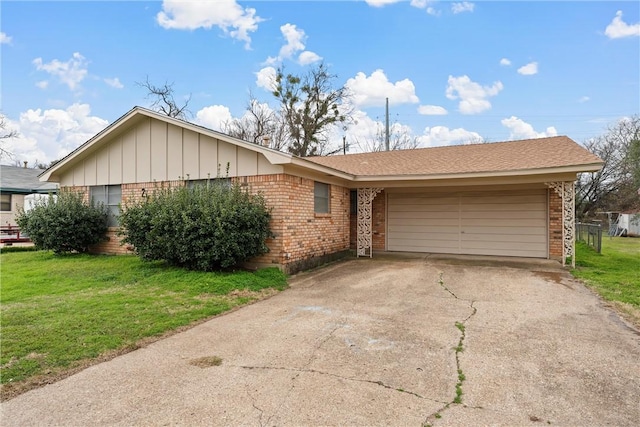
[351, 163, 604, 182]
[289, 157, 355, 180]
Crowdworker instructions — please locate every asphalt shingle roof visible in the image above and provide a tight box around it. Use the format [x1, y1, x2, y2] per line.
[0, 165, 59, 193]
[304, 136, 602, 177]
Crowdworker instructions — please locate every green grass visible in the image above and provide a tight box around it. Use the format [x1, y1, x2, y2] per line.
[572, 237, 640, 308]
[0, 251, 287, 390]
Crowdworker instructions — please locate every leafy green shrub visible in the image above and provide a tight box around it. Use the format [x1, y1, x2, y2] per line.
[16, 192, 109, 254]
[119, 181, 271, 270]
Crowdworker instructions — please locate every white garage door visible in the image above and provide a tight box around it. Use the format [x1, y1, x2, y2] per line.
[387, 189, 548, 258]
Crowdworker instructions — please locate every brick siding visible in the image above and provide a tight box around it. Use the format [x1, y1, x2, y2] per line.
[244, 174, 350, 272]
[548, 188, 563, 259]
[66, 175, 350, 272]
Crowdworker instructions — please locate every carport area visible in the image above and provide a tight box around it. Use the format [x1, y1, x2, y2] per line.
[2, 256, 639, 426]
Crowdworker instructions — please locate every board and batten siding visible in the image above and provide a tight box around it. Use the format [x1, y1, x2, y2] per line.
[59, 117, 283, 186]
[387, 189, 548, 258]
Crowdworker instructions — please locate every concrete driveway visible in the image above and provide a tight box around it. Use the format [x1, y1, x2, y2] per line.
[2, 255, 639, 426]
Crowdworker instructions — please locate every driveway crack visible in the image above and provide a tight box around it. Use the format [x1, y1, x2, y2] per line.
[235, 365, 446, 404]
[424, 272, 479, 426]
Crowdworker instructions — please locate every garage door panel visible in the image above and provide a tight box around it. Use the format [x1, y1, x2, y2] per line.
[387, 190, 548, 258]
[388, 239, 460, 250]
[461, 218, 547, 227]
[461, 210, 546, 220]
[462, 240, 547, 251]
[388, 211, 459, 220]
[388, 196, 459, 205]
[391, 231, 460, 241]
[389, 225, 460, 233]
[460, 203, 545, 212]
[461, 233, 547, 243]
[463, 194, 546, 205]
[462, 226, 547, 235]
[388, 203, 459, 213]
[462, 247, 547, 257]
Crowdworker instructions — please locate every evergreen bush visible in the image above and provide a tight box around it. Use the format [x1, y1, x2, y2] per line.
[16, 191, 109, 254]
[119, 181, 271, 270]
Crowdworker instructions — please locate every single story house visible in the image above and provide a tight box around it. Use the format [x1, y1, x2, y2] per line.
[40, 107, 602, 272]
[1, 164, 58, 226]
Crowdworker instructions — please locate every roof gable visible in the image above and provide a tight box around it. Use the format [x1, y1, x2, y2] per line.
[39, 107, 298, 183]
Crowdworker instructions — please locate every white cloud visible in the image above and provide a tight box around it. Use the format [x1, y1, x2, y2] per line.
[0, 32, 12, 44]
[365, 0, 402, 7]
[426, 7, 440, 16]
[255, 66, 277, 91]
[345, 69, 419, 107]
[605, 10, 640, 39]
[35, 80, 49, 90]
[517, 62, 538, 75]
[408, 0, 439, 15]
[578, 96, 590, 103]
[32, 52, 89, 91]
[104, 77, 124, 89]
[156, 0, 262, 49]
[265, 23, 322, 66]
[417, 126, 483, 147]
[278, 23, 306, 60]
[501, 116, 558, 140]
[445, 75, 503, 114]
[298, 51, 322, 65]
[195, 105, 233, 132]
[417, 105, 448, 115]
[500, 58, 511, 66]
[3, 103, 109, 164]
[452, 2, 475, 14]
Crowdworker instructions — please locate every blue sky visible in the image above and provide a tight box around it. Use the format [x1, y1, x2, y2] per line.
[1, 0, 639, 164]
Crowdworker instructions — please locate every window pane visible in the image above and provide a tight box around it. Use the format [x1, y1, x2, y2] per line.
[314, 182, 330, 214]
[0, 194, 11, 211]
[90, 185, 121, 227]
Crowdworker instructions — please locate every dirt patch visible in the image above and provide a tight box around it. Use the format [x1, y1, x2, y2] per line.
[189, 356, 223, 368]
[606, 301, 640, 333]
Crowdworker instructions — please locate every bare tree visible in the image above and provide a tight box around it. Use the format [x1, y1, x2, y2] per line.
[0, 114, 18, 160]
[223, 95, 288, 150]
[353, 121, 419, 152]
[137, 77, 191, 119]
[273, 63, 352, 157]
[576, 115, 640, 217]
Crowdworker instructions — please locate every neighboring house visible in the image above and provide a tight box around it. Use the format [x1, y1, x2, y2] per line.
[1, 165, 58, 226]
[40, 107, 602, 272]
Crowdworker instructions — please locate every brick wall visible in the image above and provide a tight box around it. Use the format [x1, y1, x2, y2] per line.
[244, 174, 350, 272]
[548, 188, 563, 259]
[66, 175, 350, 272]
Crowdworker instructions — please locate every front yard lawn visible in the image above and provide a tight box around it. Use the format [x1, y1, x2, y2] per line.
[572, 237, 640, 327]
[0, 251, 287, 400]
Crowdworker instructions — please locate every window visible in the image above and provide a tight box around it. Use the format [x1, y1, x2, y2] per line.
[314, 182, 330, 214]
[0, 194, 11, 212]
[90, 185, 121, 227]
[186, 178, 231, 189]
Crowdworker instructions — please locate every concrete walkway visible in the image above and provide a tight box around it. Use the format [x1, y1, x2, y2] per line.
[2, 256, 639, 426]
